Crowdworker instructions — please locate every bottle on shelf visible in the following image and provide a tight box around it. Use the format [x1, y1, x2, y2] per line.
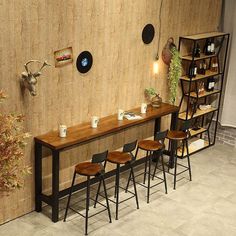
[210, 57, 218, 73]
[210, 38, 215, 54]
[204, 38, 212, 55]
[188, 61, 198, 78]
[198, 59, 207, 75]
[193, 43, 201, 57]
[206, 77, 215, 91]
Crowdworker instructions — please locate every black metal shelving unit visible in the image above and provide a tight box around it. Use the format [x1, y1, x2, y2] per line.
[177, 32, 230, 157]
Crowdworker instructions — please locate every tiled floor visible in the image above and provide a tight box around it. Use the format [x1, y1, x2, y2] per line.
[1, 144, 236, 236]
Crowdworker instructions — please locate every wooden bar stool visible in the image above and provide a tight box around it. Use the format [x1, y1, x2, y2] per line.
[94, 140, 139, 220]
[127, 136, 167, 204]
[166, 121, 192, 190]
[64, 151, 111, 235]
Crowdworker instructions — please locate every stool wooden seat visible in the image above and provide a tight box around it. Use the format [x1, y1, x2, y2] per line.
[167, 130, 188, 141]
[166, 121, 192, 190]
[138, 140, 163, 151]
[64, 151, 111, 235]
[95, 140, 139, 220]
[75, 162, 102, 176]
[126, 133, 168, 204]
[107, 151, 132, 164]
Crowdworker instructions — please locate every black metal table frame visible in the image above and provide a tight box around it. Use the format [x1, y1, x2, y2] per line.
[35, 111, 178, 222]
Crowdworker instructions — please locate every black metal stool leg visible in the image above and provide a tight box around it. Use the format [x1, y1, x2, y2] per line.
[173, 141, 178, 190]
[186, 139, 192, 181]
[161, 153, 168, 194]
[125, 171, 132, 193]
[143, 151, 149, 184]
[64, 171, 76, 222]
[85, 177, 90, 235]
[101, 175, 112, 223]
[94, 178, 102, 208]
[147, 151, 152, 203]
[130, 163, 139, 209]
[152, 152, 159, 180]
[125, 147, 138, 192]
[115, 164, 120, 220]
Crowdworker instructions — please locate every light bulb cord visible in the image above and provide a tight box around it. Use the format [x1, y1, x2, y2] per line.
[157, 0, 164, 59]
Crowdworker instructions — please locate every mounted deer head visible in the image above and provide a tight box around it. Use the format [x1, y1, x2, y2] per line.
[21, 60, 51, 96]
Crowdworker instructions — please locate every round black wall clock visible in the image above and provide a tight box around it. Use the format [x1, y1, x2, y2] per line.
[142, 24, 155, 44]
[76, 51, 93, 73]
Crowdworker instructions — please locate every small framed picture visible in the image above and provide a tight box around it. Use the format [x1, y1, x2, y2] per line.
[54, 47, 73, 67]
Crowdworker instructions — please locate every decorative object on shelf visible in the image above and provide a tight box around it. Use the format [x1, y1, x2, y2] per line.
[0, 90, 30, 193]
[192, 117, 201, 131]
[54, 47, 73, 67]
[198, 81, 205, 95]
[198, 60, 207, 75]
[76, 51, 93, 73]
[168, 46, 182, 104]
[21, 60, 51, 96]
[145, 87, 162, 107]
[142, 24, 155, 44]
[162, 37, 176, 65]
[210, 57, 218, 72]
[199, 104, 212, 111]
[204, 38, 215, 55]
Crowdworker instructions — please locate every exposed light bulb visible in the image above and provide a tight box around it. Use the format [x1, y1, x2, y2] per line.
[153, 55, 159, 74]
[153, 61, 159, 74]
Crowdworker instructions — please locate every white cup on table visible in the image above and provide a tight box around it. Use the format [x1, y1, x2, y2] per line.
[59, 125, 67, 138]
[118, 109, 124, 121]
[91, 116, 99, 128]
[141, 103, 147, 114]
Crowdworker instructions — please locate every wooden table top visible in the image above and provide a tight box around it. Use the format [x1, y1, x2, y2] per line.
[35, 103, 179, 150]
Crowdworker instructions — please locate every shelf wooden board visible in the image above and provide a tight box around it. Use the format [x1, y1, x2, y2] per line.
[180, 70, 220, 81]
[187, 89, 220, 98]
[177, 139, 209, 156]
[178, 107, 217, 120]
[180, 32, 228, 41]
[181, 52, 217, 61]
[189, 127, 207, 137]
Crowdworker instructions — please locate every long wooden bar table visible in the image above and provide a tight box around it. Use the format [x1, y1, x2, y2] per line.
[34, 103, 179, 222]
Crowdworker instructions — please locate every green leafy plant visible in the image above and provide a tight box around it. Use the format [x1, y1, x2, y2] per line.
[0, 90, 30, 192]
[145, 87, 157, 98]
[168, 47, 182, 104]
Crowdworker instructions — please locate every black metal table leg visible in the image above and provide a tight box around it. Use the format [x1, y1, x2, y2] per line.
[52, 150, 60, 223]
[169, 111, 178, 168]
[35, 142, 43, 212]
[154, 117, 161, 136]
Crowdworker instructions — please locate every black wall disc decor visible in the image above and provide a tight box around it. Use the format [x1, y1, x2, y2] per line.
[76, 51, 93, 73]
[142, 24, 155, 44]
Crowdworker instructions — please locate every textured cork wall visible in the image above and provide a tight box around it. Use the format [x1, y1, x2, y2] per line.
[0, 0, 222, 223]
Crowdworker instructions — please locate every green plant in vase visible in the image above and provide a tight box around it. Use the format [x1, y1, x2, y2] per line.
[145, 87, 162, 107]
[0, 90, 31, 193]
[168, 47, 182, 105]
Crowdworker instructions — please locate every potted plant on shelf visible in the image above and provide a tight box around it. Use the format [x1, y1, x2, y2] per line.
[145, 87, 162, 107]
[168, 46, 182, 105]
[0, 90, 30, 193]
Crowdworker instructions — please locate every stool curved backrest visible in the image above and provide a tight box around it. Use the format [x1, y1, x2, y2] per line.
[122, 140, 137, 153]
[181, 120, 192, 132]
[92, 150, 108, 164]
[154, 130, 168, 144]
[122, 140, 137, 159]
